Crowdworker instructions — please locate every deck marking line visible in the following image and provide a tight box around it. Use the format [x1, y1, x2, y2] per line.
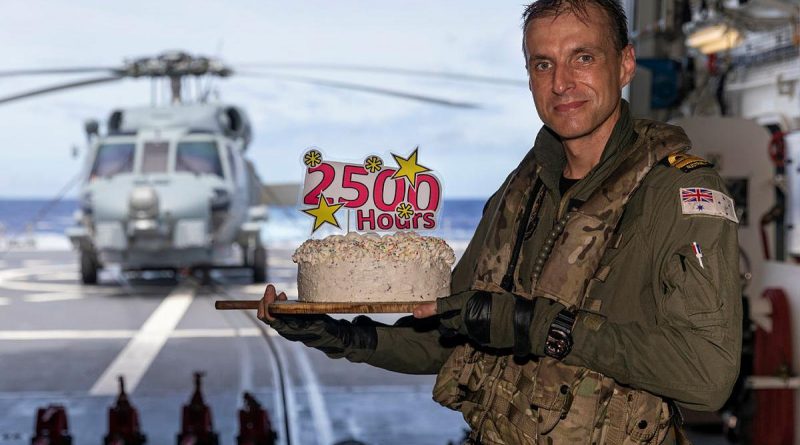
[264, 326, 280, 337]
[0, 330, 137, 340]
[36, 272, 80, 281]
[24, 293, 84, 303]
[292, 344, 335, 445]
[264, 331, 299, 445]
[0, 264, 74, 282]
[170, 327, 262, 338]
[89, 285, 195, 395]
[22, 260, 51, 267]
[0, 328, 262, 341]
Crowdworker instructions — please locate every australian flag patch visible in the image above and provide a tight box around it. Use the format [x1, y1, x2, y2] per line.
[680, 188, 739, 223]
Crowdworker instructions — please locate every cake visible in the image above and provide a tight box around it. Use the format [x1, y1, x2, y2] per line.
[293, 231, 455, 302]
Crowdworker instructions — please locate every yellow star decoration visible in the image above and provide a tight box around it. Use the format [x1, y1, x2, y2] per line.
[391, 147, 431, 188]
[396, 202, 414, 219]
[303, 194, 344, 232]
[304, 149, 322, 168]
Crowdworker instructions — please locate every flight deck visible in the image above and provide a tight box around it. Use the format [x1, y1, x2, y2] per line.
[0, 247, 467, 444]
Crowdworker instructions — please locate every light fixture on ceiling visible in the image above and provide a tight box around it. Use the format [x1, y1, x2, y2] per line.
[685, 22, 744, 54]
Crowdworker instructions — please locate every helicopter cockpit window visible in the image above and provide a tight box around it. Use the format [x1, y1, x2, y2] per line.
[141, 141, 170, 174]
[90, 143, 135, 179]
[176, 141, 224, 178]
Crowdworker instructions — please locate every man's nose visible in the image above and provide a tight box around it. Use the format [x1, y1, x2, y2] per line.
[552, 66, 575, 95]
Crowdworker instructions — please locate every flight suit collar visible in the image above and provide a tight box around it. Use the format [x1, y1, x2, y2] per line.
[533, 100, 637, 202]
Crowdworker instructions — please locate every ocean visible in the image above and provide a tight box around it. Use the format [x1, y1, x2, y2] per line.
[0, 198, 485, 250]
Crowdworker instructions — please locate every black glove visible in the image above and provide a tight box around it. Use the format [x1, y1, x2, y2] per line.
[268, 314, 381, 362]
[436, 290, 565, 356]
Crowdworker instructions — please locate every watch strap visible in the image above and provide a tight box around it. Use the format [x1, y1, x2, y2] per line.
[551, 310, 576, 334]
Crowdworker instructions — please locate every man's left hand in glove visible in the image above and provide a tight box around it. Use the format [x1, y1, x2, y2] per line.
[413, 290, 565, 357]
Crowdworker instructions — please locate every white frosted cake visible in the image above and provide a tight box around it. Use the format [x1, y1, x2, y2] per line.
[293, 232, 455, 302]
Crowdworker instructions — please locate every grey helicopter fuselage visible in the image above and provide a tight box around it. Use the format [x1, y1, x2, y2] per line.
[68, 103, 267, 282]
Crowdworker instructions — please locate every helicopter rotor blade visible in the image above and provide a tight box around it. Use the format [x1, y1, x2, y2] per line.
[238, 72, 480, 109]
[0, 75, 125, 105]
[236, 63, 528, 87]
[0, 67, 121, 78]
[236, 63, 527, 87]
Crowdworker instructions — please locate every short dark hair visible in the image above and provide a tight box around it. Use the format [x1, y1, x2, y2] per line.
[522, 0, 629, 52]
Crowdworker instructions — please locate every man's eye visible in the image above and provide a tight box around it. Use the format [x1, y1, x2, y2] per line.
[578, 54, 594, 63]
[534, 62, 551, 71]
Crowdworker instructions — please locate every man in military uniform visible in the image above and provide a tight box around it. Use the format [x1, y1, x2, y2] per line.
[258, 0, 742, 443]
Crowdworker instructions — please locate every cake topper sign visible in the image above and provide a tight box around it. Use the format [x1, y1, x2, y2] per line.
[300, 147, 442, 233]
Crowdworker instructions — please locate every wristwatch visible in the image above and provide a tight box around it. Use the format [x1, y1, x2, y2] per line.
[544, 310, 576, 360]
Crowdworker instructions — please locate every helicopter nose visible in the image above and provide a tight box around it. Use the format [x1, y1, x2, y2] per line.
[129, 186, 160, 220]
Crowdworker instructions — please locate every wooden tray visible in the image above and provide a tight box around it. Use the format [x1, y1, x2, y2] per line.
[214, 299, 429, 314]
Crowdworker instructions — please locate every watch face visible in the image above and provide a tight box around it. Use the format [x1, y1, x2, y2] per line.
[545, 330, 572, 359]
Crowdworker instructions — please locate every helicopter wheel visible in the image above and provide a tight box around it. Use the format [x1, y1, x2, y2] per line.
[252, 246, 267, 283]
[80, 249, 99, 285]
[200, 267, 212, 285]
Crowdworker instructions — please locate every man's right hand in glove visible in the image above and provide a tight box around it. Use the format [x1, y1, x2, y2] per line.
[256, 284, 378, 362]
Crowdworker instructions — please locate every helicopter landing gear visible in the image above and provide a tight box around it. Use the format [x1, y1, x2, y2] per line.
[252, 246, 267, 284]
[80, 249, 100, 285]
[196, 267, 212, 285]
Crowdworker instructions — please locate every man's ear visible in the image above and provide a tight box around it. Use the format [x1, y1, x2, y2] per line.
[619, 44, 636, 88]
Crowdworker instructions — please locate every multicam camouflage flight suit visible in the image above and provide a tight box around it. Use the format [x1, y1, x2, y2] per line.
[364, 102, 742, 444]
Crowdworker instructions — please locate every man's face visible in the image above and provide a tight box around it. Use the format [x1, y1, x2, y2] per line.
[524, 6, 635, 143]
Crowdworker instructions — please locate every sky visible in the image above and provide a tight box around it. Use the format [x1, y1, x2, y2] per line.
[0, 0, 543, 199]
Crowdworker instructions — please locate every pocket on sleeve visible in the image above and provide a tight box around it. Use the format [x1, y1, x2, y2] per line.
[662, 244, 726, 328]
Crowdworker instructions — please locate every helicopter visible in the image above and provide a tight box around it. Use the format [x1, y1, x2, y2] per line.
[0, 50, 523, 284]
